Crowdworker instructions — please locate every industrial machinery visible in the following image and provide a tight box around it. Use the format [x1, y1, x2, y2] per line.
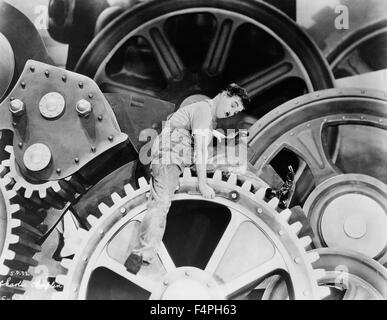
[0, 0, 386, 300]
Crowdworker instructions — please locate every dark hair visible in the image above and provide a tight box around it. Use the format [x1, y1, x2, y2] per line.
[223, 83, 250, 107]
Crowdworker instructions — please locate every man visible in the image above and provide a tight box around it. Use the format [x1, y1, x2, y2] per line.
[125, 84, 250, 274]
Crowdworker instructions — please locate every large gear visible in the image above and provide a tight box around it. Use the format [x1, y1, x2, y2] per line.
[0, 174, 44, 299]
[261, 248, 387, 300]
[248, 88, 387, 264]
[53, 169, 327, 300]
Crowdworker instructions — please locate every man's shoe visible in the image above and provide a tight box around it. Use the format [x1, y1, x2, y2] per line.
[125, 253, 143, 274]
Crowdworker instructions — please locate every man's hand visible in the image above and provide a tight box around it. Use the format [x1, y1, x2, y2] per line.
[199, 183, 215, 199]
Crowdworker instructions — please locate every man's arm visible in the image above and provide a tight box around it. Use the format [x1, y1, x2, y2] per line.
[194, 131, 215, 199]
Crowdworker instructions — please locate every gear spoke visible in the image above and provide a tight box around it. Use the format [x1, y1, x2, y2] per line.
[220, 250, 285, 299]
[202, 14, 240, 76]
[205, 210, 248, 275]
[239, 52, 308, 98]
[95, 247, 158, 293]
[139, 25, 185, 82]
[158, 242, 176, 273]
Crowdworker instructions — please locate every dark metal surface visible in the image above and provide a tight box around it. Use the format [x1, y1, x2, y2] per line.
[75, 0, 334, 128]
[0, 60, 128, 182]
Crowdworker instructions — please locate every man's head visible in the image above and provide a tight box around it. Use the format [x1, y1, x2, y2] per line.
[214, 83, 250, 119]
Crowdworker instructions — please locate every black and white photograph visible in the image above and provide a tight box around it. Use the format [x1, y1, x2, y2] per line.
[0, 0, 386, 305]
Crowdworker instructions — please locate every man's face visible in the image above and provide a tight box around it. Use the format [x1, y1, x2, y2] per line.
[215, 92, 244, 119]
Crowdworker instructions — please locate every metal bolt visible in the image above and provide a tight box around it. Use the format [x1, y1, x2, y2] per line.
[76, 99, 92, 117]
[120, 207, 126, 215]
[231, 192, 238, 200]
[257, 208, 263, 214]
[39, 92, 66, 119]
[23, 143, 52, 172]
[9, 99, 25, 116]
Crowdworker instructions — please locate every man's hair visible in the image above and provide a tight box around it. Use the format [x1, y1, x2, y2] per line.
[223, 83, 250, 107]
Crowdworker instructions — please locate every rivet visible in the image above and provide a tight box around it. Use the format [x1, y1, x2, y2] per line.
[10, 97, 14, 101]
[91, 146, 97, 153]
[12, 122, 17, 127]
[279, 230, 284, 236]
[361, 116, 365, 120]
[342, 116, 346, 120]
[379, 119, 383, 123]
[307, 124, 311, 128]
[74, 157, 80, 164]
[295, 101, 299, 105]
[88, 93, 93, 99]
[323, 119, 327, 123]
[108, 135, 114, 142]
[185, 271, 190, 277]
[79, 82, 84, 89]
[30, 66, 35, 72]
[99, 230, 104, 236]
[315, 93, 320, 97]
[18, 142, 23, 148]
[83, 257, 88, 262]
[98, 115, 103, 121]
[290, 132, 294, 136]
[45, 70, 50, 78]
[56, 168, 62, 175]
[257, 208, 263, 214]
[294, 257, 301, 264]
[163, 280, 169, 286]
[120, 208, 126, 215]
[20, 82, 26, 89]
[62, 75, 67, 82]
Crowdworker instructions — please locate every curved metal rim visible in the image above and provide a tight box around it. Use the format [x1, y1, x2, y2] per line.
[74, 0, 334, 91]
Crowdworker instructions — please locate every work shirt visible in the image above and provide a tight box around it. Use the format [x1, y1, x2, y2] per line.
[151, 100, 215, 171]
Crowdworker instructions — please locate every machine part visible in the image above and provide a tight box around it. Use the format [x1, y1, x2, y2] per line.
[75, 0, 333, 127]
[0, 175, 44, 299]
[262, 248, 387, 300]
[0, 1, 52, 96]
[53, 169, 327, 300]
[39, 92, 66, 120]
[0, 60, 128, 183]
[1, 146, 81, 210]
[9, 99, 25, 117]
[248, 88, 387, 263]
[327, 19, 387, 78]
[0, 32, 14, 101]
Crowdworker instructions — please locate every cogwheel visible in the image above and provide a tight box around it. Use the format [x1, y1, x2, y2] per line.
[53, 169, 327, 300]
[0, 175, 44, 299]
[1, 146, 84, 209]
[261, 248, 387, 300]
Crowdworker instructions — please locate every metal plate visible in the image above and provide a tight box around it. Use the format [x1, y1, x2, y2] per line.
[0, 32, 14, 101]
[0, 60, 128, 181]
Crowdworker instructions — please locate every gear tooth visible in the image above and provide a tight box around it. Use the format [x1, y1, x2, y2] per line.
[268, 197, 279, 209]
[98, 203, 111, 215]
[24, 188, 33, 199]
[2, 159, 11, 167]
[183, 168, 192, 179]
[213, 170, 222, 181]
[290, 222, 303, 235]
[318, 286, 331, 299]
[254, 188, 266, 200]
[0, 264, 10, 275]
[5, 145, 13, 154]
[279, 209, 292, 222]
[227, 174, 237, 185]
[13, 182, 23, 193]
[51, 182, 61, 193]
[241, 180, 252, 192]
[300, 236, 312, 248]
[1, 175, 12, 187]
[124, 184, 135, 195]
[313, 268, 326, 280]
[8, 234, 20, 244]
[4, 250, 16, 260]
[10, 219, 22, 228]
[307, 252, 320, 264]
[138, 177, 148, 189]
[0, 164, 5, 176]
[38, 188, 48, 199]
[111, 192, 122, 204]
[55, 275, 68, 286]
[60, 258, 73, 270]
[9, 204, 21, 214]
[87, 215, 99, 227]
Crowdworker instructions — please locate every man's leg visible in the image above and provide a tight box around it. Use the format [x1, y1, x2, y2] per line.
[125, 164, 181, 273]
